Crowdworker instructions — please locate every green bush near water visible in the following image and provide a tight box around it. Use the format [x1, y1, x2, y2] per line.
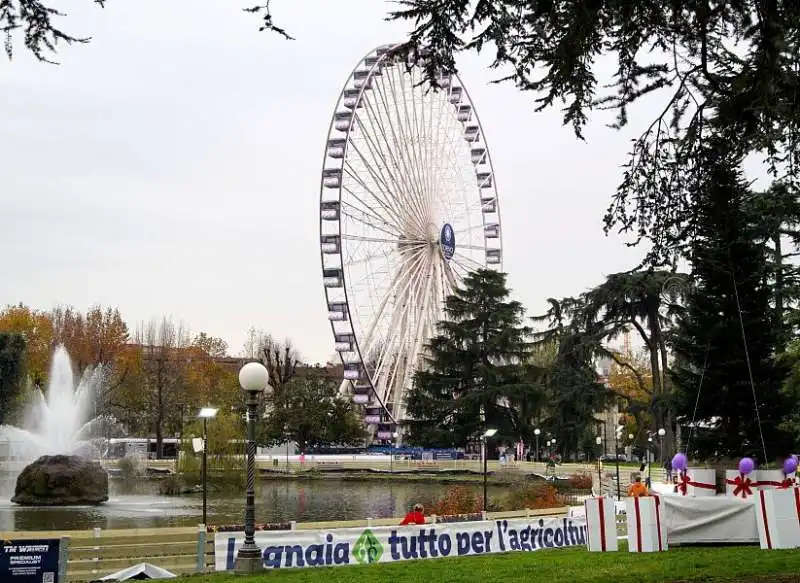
[166, 545, 800, 583]
[175, 412, 249, 492]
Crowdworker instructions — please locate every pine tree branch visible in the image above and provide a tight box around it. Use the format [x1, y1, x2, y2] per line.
[2, 0, 105, 63]
[242, 1, 293, 40]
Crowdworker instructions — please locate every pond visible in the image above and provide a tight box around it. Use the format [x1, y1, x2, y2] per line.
[0, 479, 511, 532]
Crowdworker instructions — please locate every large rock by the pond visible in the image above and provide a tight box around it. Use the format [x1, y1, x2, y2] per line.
[12, 454, 109, 506]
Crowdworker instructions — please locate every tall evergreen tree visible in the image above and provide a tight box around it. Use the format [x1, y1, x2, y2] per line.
[532, 299, 612, 457]
[403, 269, 538, 448]
[671, 148, 790, 461]
[746, 182, 800, 352]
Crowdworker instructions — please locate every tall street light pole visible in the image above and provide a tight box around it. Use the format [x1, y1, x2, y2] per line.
[391, 432, 398, 473]
[533, 428, 540, 464]
[614, 427, 622, 500]
[482, 429, 497, 512]
[595, 436, 602, 496]
[198, 407, 218, 527]
[235, 362, 269, 573]
[657, 427, 666, 465]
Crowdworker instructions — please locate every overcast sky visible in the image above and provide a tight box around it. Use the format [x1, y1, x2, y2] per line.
[1, 1, 768, 364]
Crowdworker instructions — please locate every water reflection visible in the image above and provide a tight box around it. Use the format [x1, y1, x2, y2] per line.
[0, 480, 505, 532]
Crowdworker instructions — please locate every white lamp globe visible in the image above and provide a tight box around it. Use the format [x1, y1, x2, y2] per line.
[239, 362, 269, 392]
[657, 428, 666, 437]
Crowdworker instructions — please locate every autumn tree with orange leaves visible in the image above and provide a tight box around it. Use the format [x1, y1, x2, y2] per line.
[0, 304, 54, 386]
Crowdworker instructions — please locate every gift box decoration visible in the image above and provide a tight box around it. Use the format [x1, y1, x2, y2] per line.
[781, 457, 799, 489]
[726, 470, 755, 499]
[625, 496, 667, 553]
[676, 468, 716, 497]
[755, 469, 785, 490]
[754, 487, 800, 550]
[584, 496, 618, 552]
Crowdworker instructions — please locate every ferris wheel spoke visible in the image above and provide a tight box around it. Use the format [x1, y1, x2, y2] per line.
[343, 167, 407, 232]
[340, 200, 401, 240]
[452, 250, 485, 267]
[342, 234, 421, 245]
[372, 71, 430, 232]
[358, 88, 428, 236]
[453, 223, 486, 235]
[356, 77, 421, 211]
[394, 67, 433, 227]
[445, 257, 472, 280]
[349, 112, 418, 228]
[393, 254, 438, 413]
[345, 137, 408, 222]
[342, 248, 394, 270]
[366, 247, 428, 361]
[364, 251, 429, 388]
[384, 69, 431, 228]
[371, 252, 431, 407]
[430, 106, 466, 224]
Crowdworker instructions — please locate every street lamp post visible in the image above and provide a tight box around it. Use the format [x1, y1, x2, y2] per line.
[198, 407, 218, 527]
[391, 432, 398, 473]
[657, 428, 666, 464]
[614, 427, 622, 500]
[533, 428, 540, 463]
[234, 362, 269, 573]
[595, 436, 602, 496]
[482, 429, 497, 512]
[647, 436, 654, 486]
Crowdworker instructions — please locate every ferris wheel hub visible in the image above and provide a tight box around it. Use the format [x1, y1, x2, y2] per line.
[439, 223, 456, 261]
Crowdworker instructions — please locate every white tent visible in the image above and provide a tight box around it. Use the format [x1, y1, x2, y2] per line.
[99, 563, 177, 581]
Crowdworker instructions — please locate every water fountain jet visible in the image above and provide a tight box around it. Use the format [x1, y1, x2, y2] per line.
[0, 346, 114, 505]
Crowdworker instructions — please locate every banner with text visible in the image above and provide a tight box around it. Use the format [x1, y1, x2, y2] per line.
[215, 516, 588, 570]
[0, 539, 68, 583]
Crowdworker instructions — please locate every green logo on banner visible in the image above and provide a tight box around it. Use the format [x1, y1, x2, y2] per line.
[352, 529, 383, 564]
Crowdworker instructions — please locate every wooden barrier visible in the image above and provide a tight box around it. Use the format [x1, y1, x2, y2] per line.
[0, 526, 207, 582]
[1, 507, 570, 582]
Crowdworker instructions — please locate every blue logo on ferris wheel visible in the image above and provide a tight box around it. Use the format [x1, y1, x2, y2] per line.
[440, 223, 455, 261]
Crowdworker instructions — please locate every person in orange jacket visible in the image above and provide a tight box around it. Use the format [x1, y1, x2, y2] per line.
[627, 476, 650, 497]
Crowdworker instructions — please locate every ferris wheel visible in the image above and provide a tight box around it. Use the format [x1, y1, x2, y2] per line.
[319, 43, 503, 441]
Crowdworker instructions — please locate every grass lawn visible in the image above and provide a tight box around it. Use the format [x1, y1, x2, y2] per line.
[169, 546, 800, 583]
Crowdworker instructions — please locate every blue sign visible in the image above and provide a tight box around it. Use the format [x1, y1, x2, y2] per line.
[440, 223, 455, 260]
[0, 539, 67, 583]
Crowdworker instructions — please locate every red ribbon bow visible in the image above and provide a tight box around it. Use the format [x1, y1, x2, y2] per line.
[676, 472, 716, 495]
[780, 477, 795, 489]
[727, 474, 753, 498]
[677, 473, 690, 495]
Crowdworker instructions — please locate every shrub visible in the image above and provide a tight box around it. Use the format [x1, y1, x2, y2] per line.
[117, 456, 144, 482]
[429, 486, 483, 515]
[567, 471, 593, 490]
[158, 474, 184, 496]
[503, 484, 569, 511]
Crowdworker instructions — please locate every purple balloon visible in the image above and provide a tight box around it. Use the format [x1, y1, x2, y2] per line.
[784, 457, 798, 475]
[671, 452, 688, 471]
[739, 457, 755, 475]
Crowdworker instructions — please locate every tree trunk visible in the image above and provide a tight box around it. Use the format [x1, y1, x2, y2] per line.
[647, 313, 665, 457]
[658, 337, 675, 456]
